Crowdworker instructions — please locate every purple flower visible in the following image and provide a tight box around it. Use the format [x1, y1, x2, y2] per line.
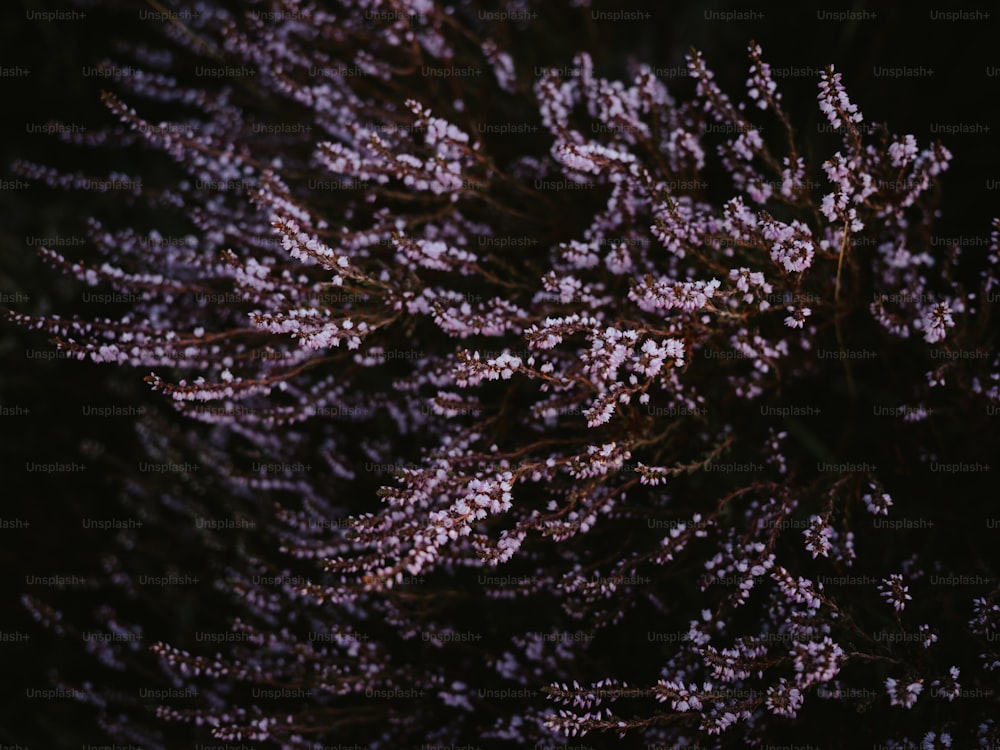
[886, 677, 923, 708]
[879, 574, 913, 613]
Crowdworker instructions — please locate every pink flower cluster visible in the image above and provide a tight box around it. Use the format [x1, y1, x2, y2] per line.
[9, 4, 1000, 750]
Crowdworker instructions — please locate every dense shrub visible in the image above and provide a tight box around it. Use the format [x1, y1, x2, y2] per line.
[7, 2, 1000, 748]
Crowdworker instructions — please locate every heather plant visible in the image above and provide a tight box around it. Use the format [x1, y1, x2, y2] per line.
[8, 1, 1000, 748]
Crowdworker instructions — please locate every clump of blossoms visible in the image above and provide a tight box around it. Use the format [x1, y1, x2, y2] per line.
[9, 2, 1000, 749]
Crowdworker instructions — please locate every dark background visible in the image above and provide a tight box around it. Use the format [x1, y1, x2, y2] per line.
[0, 0, 995, 747]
